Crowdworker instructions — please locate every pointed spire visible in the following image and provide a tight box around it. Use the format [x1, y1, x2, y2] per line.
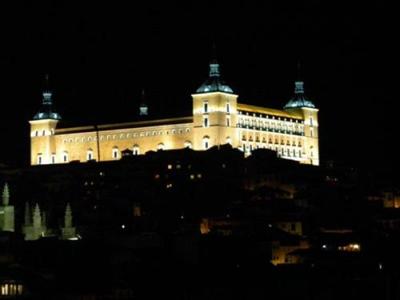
[33, 74, 61, 120]
[195, 45, 233, 94]
[64, 203, 73, 228]
[209, 43, 220, 76]
[33, 203, 42, 228]
[2, 183, 9, 206]
[42, 74, 53, 105]
[139, 89, 148, 116]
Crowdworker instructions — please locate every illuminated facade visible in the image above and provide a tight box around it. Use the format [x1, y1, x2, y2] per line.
[30, 61, 319, 166]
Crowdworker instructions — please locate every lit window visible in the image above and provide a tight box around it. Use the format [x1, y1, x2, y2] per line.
[87, 149, 94, 161]
[203, 101, 208, 113]
[112, 147, 119, 159]
[184, 141, 192, 149]
[133, 145, 140, 155]
[203, 116, 209, 128]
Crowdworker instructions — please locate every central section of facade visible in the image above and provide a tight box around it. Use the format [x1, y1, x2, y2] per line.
[29, 61, 319, 166]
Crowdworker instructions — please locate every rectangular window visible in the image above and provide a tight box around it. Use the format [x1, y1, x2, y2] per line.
[226, 103, 230, 113]
[204, 102, 208, 113]
[51, 154, 56, 164]
[226, 117, 230, 127]
[203, 117, 209, 128]
[310, 128, 314, 137]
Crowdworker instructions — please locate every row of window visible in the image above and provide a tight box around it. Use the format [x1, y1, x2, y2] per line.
[238, 110, 304, 124]
[62, 128, 191, 144]
[202, 116, 231, 128]
[203, 101, 231, 114]
[36, 140, 199, 164]
[238, 118, 304, 134]
[241, 134, 303, 147]
[31, 129, 55, 137]
[241, 143, 304, 158]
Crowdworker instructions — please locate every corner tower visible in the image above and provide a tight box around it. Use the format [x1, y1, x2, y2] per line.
[284, 81, 319, 165]
[29, 76, 61, 165]
[191, 60, 239, 150]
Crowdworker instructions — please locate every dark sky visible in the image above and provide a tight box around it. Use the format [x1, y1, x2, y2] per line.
[0, 1, 397, 168]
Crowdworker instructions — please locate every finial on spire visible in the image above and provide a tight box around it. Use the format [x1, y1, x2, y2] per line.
[209, 43, 220, 77]
[139, 89, 148, 116]
[294, 81, 305, 94]
[65, 203, 73, 228]
[33, 74, 61, 120]
[42, 74, 53, 105]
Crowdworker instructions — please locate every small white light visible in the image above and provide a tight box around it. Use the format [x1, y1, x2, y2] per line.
[121, 224, 125, 229]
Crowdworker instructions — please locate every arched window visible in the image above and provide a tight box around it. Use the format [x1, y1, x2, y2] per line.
[51, 153, 56, 164]
[203, 136, 210, 150]
[63, 151, 69, 163]
[226, 116, 230, 127]
[157, 143, 165, 151]
[184, 141, 192, 149]
[133, 145, 140, 155]
[112, 147, 119, 159]
[87, 148, 94, 161]
[37, 153, 43, 165]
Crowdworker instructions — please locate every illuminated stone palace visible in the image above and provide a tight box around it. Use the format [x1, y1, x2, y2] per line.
[30, 60, 319, 166]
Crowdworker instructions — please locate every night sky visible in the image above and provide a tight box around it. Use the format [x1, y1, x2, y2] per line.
[0, 1, 396, 168]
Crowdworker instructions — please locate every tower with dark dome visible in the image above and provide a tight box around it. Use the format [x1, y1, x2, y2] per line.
[29, 76, 61, 165]
[191, 59, 238, 150]
[284, 80, 319, 165]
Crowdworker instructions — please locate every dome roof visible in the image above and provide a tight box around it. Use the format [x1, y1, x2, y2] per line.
[196, 61, 234, 94]
[284, 81, 315, 109]
[33, 91, 62, 120]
